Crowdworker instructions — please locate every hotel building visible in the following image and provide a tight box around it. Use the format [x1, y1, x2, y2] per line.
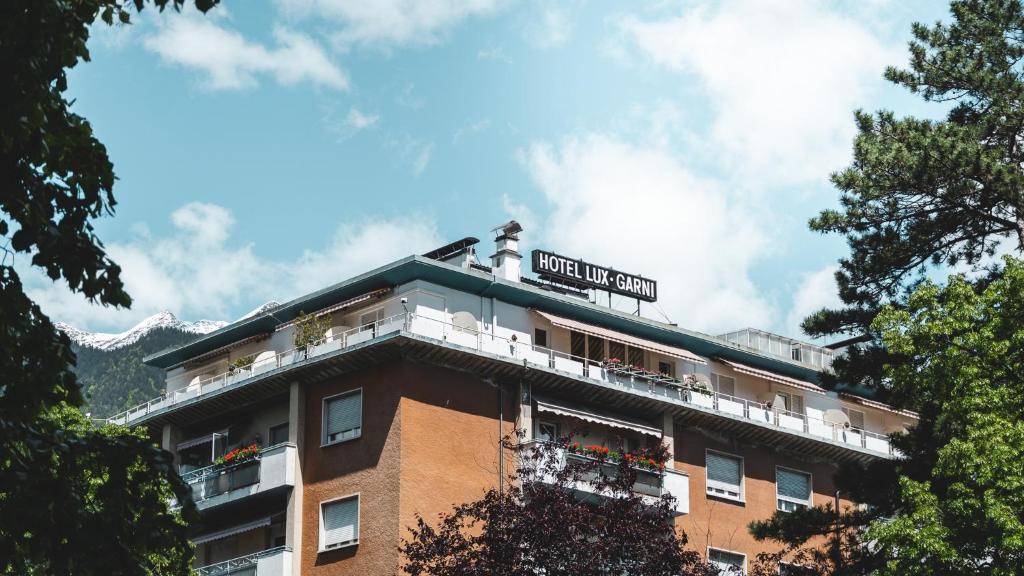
[110, 225, 916, 575]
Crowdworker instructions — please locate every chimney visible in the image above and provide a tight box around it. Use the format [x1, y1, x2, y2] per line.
[490, 220, 523, 282]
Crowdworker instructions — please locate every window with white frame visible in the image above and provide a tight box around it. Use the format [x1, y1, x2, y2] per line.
[537, 420, 559, 443]
[776, 391, 804, 415]
[320, 495, 359, 550]
[776, 467, 812, 512]
[708, 547, 746, 574]
[706, 450, 744, 501]
[322, 389, 362, 446]
[711, 373, 736, 397]
[841, 407, 866, 429]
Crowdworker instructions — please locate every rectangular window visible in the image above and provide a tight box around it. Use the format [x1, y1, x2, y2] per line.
[708, 548, 746, 574]
[322, 389, 362, 446]
[712, 374, 736, 397]
[776, 391, 804, 415]
[776, 467, 812, 512]
[534, 328, 548, 348]
[658, 361, 675, 377]
[269, 422, 289, 446]
[588, 336, 606, 362]
[537, 420, 559, 443]
[841, 407, 866, 429]
[608, 341, 626, 363]
[706, 450, 743, 501]
[627, 346, 644, 368]
[320, 495, 359, 550]
[359, 309, 383, 331]
[791, 347, 803, 362]
[570, 331, 586, 359]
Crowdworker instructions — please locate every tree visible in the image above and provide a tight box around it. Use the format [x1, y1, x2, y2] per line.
[805, 0, 1024, 390]
[0, 1, 216, 573]
[751, 257, 1024, 575]
[400, 433, 714, 576]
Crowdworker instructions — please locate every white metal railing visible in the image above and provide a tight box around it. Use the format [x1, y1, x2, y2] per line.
[109, 312, 895, 456]
[195, 546, 289, 576]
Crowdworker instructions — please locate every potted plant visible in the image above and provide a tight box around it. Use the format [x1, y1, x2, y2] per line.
[214, 442, 261, 467]
[228, 354, 256, 375]
[294, 310, 331, 357]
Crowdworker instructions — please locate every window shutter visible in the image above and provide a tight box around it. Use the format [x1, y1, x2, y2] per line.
[791, 394, 804, 415]
[325, 391, 361, 443]
[777, 469, 811, 501]
[842, 407, 865, 429]
[707, 453, 741, 486]
[714, 374, 736, 397]
[322, 497, 358, 547]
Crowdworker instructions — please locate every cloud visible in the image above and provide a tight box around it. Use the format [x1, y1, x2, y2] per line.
[477, 46, 513, 63]
[523, 134, 774, 333]
[785, 265, 840, 340]
[144, 14, 348, 91]
[387, 133, 435, 176]
[524, 3, 575, 49]
[275, 0, 506, 49]
[618, 0, 899, 185]
[26, 203, 442, 331]
[346, 107, 380, 131]
[452, 118, 491, 144]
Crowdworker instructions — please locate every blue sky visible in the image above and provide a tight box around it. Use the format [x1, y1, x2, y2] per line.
[25, 0, 951, 339]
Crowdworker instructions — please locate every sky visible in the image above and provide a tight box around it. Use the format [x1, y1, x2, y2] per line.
[21, 0, 953, 340]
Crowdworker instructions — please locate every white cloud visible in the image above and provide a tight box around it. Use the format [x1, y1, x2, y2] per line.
[523, 134, 775, 333]
[452, 118, 491, 144]
[387, 133, 435, 176]
[524, 4, 574, 49]
[27, 203, 442, 331]
[477, 46, 513, 63]
[346, 107, 380, 131]
[618, 0, 899, 185]
[785, 265, 840, 340]
[144, 14, 348, 91]
[275, 0, 506, 49]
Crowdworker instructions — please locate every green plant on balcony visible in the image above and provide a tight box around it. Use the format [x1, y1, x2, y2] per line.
[228, 354, 256, 373]
[293, 310, 331, 352]
[567, 442, 667, 472]
[213, 442, 260, 467]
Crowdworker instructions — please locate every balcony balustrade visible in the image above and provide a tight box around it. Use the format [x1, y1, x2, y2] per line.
[195, 546, 291, 576]
[110, 312, 897, 457]
[179, 443, 295, 510]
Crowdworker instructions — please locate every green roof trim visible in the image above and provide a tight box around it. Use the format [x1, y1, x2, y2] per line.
[144, 255, 828, 385]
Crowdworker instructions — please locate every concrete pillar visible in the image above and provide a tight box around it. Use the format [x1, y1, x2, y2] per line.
[161, 424, 182, 467]
[662, 412, 675, 470]
[286, 382, 305, 575]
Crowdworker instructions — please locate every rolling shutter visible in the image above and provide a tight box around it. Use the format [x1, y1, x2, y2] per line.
[325, 391, 362, 444]
[777, 468, 811, 501]
[707, 453, 741, 487]
[322, 497, 358, 548]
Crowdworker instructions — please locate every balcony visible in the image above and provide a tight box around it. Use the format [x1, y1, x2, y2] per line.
[196, 547, 292, 576]
[180, 443, 296, 510]
[111, 312, 897, 459]
[525, 441, 689, 515]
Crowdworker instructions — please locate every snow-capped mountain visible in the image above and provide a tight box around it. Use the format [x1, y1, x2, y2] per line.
[56, 311, 228, 351]
[238, 300, 282, 320]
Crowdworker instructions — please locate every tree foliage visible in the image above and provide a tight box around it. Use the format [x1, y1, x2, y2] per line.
[400, 433, 714, 576]
[752, 257, 1024, 575]
[0, 0, 216, 573]
[806, 0, 1024, 389]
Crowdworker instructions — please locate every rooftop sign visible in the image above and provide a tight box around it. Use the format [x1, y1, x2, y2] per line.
[532, 249, 657, 302]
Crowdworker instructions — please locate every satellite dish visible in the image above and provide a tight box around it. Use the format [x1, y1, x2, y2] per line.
[688, 373, 713, 392]
[823, 408, 851, 429]
[253, 350, 276, 368]
[451, 311, 478, 333]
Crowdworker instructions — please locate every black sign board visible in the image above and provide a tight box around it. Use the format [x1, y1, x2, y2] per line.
[531, 249, 657, 302]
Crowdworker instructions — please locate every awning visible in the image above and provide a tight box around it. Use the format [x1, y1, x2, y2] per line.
[715, 358, 825, 395]
[182, 333, 271, 368]
[839, 393, 918, 418]
[532, 310, 705, 365]
[536, 397, 661, 437]
[193, 517, 272, 545]
[176, 430, 227, 451]
[276, 287, 393, 331]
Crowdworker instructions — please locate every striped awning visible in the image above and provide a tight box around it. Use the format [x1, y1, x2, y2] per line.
[839, 393, 918, 418]
[532, 310, 705, 365]
[177, 430, 227, 451]
[193, 517, 271, 545]
[715, 358, 825, 395]
[275, 287, 393, 331]
[536, 397, 661, 437]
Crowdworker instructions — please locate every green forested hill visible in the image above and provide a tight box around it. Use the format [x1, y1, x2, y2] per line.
[72, 328, 199, 419]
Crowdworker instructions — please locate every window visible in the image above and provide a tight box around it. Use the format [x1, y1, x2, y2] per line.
[779, 563, 815, 576]
[776, 467, 812, 512]
[608, 341, 626, 363]
[841, 407, 865, 429]
[269, 422, 289, 446]
[708, 548, 746, 574]
[588, 336, 606, 362]
[791, 347, 802, 362]
[537, 420, 559, 443]
[570, 331, 586, 359]
[658, 361, 675, 377]
[534, 328, 548, 348]
[627, 345, 644, 368]
[706, 450, 743, 501]
[776, 391, 804, 415]
[712, 373, 736, 397]
[322, 389, 362, 446]
[320, 495, 359, 550]
[359, 309, 383, 331]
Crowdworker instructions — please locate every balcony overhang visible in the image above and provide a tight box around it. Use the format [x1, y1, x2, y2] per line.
[129, 329, 891, 467]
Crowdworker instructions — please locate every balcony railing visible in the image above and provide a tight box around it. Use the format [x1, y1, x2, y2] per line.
[523, 440, 689, 515]
[109, 312, 897, 457]
[178, 443, 295, 508]
[196, 546, 291, 576]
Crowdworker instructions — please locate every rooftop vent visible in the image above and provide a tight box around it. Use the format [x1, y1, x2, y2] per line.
[490, 220, 522, 282]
